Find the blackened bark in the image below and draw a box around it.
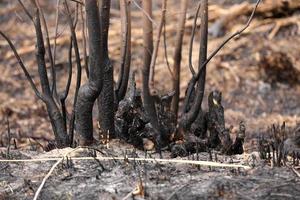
[116,0,131,103]
[171,0,188,121]
[34,9,69,147]
[141,0,160,131]
[3,2,70,147]
[35,0,57,98]
[97,0,115,138]
[296,135,300,146]
[98,60,115,137]
[206,91,225,148]
[76,0,103,145]
[63,0,82,145]
[179,0,208,129]
[149,0,167,87]
[60,37,73,129]
[45,98,69,147]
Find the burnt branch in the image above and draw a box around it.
[64,0,82,145]
[115,0,132,103]
[60,37,73,128]
[0,31,44,101]
[188,1,201,77]
[149,0,167,87]
[97,0,115,138]
[35,0,57,99]
[14,0,71,147]
[141,0,159,131]
[17,0,34,23]
[80,5,89,78]
[171,0,188,121]
[180,0,208,129]
[33,8,70,147]
[162,20,173,79]
[182,0,261,124]
[75,0,104,145]
[52,0,61,80]
[187,0,262,102]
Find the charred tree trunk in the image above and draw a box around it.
[2,0,92,147]
[97,0,115,138]
[141,0,160,132]
[31,7,70,147]
[76,0,103,145]
[179,0,208,130]
[171,0,188,121]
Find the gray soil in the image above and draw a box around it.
[1,142,299,200]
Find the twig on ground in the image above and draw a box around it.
[166,183,190,200]
[291,167,300,178]
[32,147,80,200]
[0,154,251,170]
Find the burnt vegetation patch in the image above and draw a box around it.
[0,0,263,155]
[0,0,299,159]
[1,0,300,199]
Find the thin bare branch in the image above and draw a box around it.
[149,0,167,87]
[80,5,89,77]
[116,0,131,102]
[188,1,201,77]
[53,0,61,75]
[64,0,82,143]
[73,2,79,27]
[171,0,188,120]
[182,0,261,124]
[33,9,52,97]
[162,21,174,78]
[60,37,73,102]
[180,0,208,129]
[17,0,34,23]
[60,37,73,127]
[132,0,157,26]
[35,0,57,98]
[196,0,262,87]
[0,31,44,101]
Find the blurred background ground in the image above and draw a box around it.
[0,0,300,152]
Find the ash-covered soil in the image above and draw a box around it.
[1,143,299,200]
[1,0,300,151]
[1,0,300,199]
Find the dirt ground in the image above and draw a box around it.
[0,0,300,199]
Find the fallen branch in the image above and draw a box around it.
[0,155,251,170]
[33,147,80,200]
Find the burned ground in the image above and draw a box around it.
[0,0,300,199]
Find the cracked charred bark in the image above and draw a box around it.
[97,0,115,138]
[76,0,103,145]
